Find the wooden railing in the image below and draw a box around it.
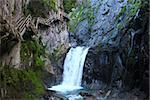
[10,14,32,40]
[1,10,69,41]
[17,15,31,36]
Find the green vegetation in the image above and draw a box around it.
[0,36,47,99]
[115,0,141,30]
[43,0,57,11]
[68,6,84,32]
[128,0,141,17]
[86,6,95,29]
[21,37,48,99]
[24,70,45,99]
[21,39,45,69]
[68,0,95,33]
[63,0,76,13]
[0,66,45,99]
[115,6,127,22]
[24,0,57,17]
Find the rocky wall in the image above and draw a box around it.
[81,0,149,97]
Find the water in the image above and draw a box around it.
[48,46,89,93]
[67,94,83,100]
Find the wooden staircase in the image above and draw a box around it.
[1,10,69,41]
[14,15,32,40]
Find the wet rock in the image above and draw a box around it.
[74,19,90,44]
[79,91,96,100]
[71,0,128,47]
[67,94,83,100]
[82,3,149,98]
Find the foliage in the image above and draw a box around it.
[24,70,44,99]
[24,0,57,17]
[21,41,31,62]
[68,6,84,32]
[86,5,95,28]
[0,66,45,99]
[63,0,76,13]
[68,0,95,33]
[30,39,45,69]
[21,39,45,69]
[128,0,141,16]
[115,6,127,22]
[115,0,141,30]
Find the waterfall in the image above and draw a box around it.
[48,46,89,93]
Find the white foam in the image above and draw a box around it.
[48,85,82,93]
[48,46,89,93]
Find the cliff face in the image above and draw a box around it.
[0,0,30,68]
[69,0,142,47]
[0,0,70,98]
[68,0,149,97]
[0,0,149,99]
[0,0,28,18]
[0,0,69,68]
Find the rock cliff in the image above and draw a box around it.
[0,0,70,98]
[68,0,149,97]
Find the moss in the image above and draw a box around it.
[21,39,45,69]
[24,70,44,99]
[1,29,48,99]
[0,66,45,99]
[0,66,20,89]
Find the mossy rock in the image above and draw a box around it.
[114,0,141,31]
[0,66,45,99]
[21,39,45,69]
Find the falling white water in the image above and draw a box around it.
[48,46,89,93]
